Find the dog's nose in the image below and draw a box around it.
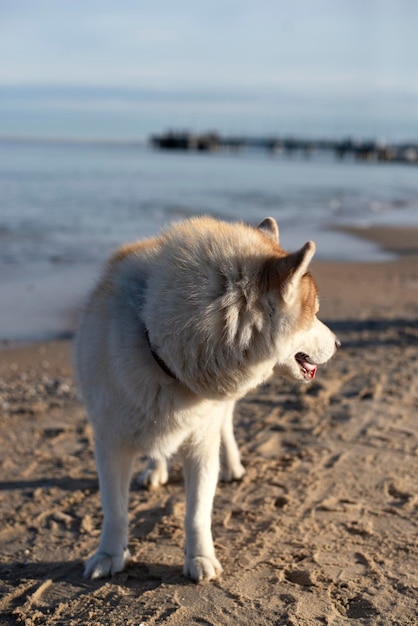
[335,337,341,349]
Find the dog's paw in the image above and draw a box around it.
[183,555,223,583]
[83,548,131,579]
[138,465,169,490]
[221,461,245,482]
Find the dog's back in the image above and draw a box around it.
[75,236,170,442]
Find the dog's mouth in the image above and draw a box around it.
[295,352,317,380]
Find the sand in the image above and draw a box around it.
[1,226,418,625]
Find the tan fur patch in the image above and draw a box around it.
[297,272,319,328]
[108,237,159,267]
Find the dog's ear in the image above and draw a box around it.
[258,217,279,244]
[278,241,316,304]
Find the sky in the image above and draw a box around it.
[0,0,417,140]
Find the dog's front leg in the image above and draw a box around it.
[182,430,223,582]
[84,437,136,579]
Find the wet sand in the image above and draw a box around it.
[1,226,418,625]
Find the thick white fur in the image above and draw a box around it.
[75,216,337,582]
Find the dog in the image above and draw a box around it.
[74,216,338,582]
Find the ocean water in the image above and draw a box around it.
[1,140,418,340]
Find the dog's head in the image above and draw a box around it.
[257,217,339,384]
[144,216,339,398]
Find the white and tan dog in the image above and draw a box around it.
[75,216,338,582]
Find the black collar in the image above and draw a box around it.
[144,328,178,380]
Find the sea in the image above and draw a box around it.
[1,139,418,341]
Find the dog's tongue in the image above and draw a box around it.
[296,353,317,379]
[304,361,317,379]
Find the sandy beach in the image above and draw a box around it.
[1,225,418,625]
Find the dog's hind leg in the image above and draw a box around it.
[220,400,245,482]
[84,437,136,579]
[182,426,223,582]
[138,456,169,490]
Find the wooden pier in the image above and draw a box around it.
[150,131,418,164]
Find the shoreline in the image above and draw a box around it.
[1,224,418,346]
[336,224,418,257]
